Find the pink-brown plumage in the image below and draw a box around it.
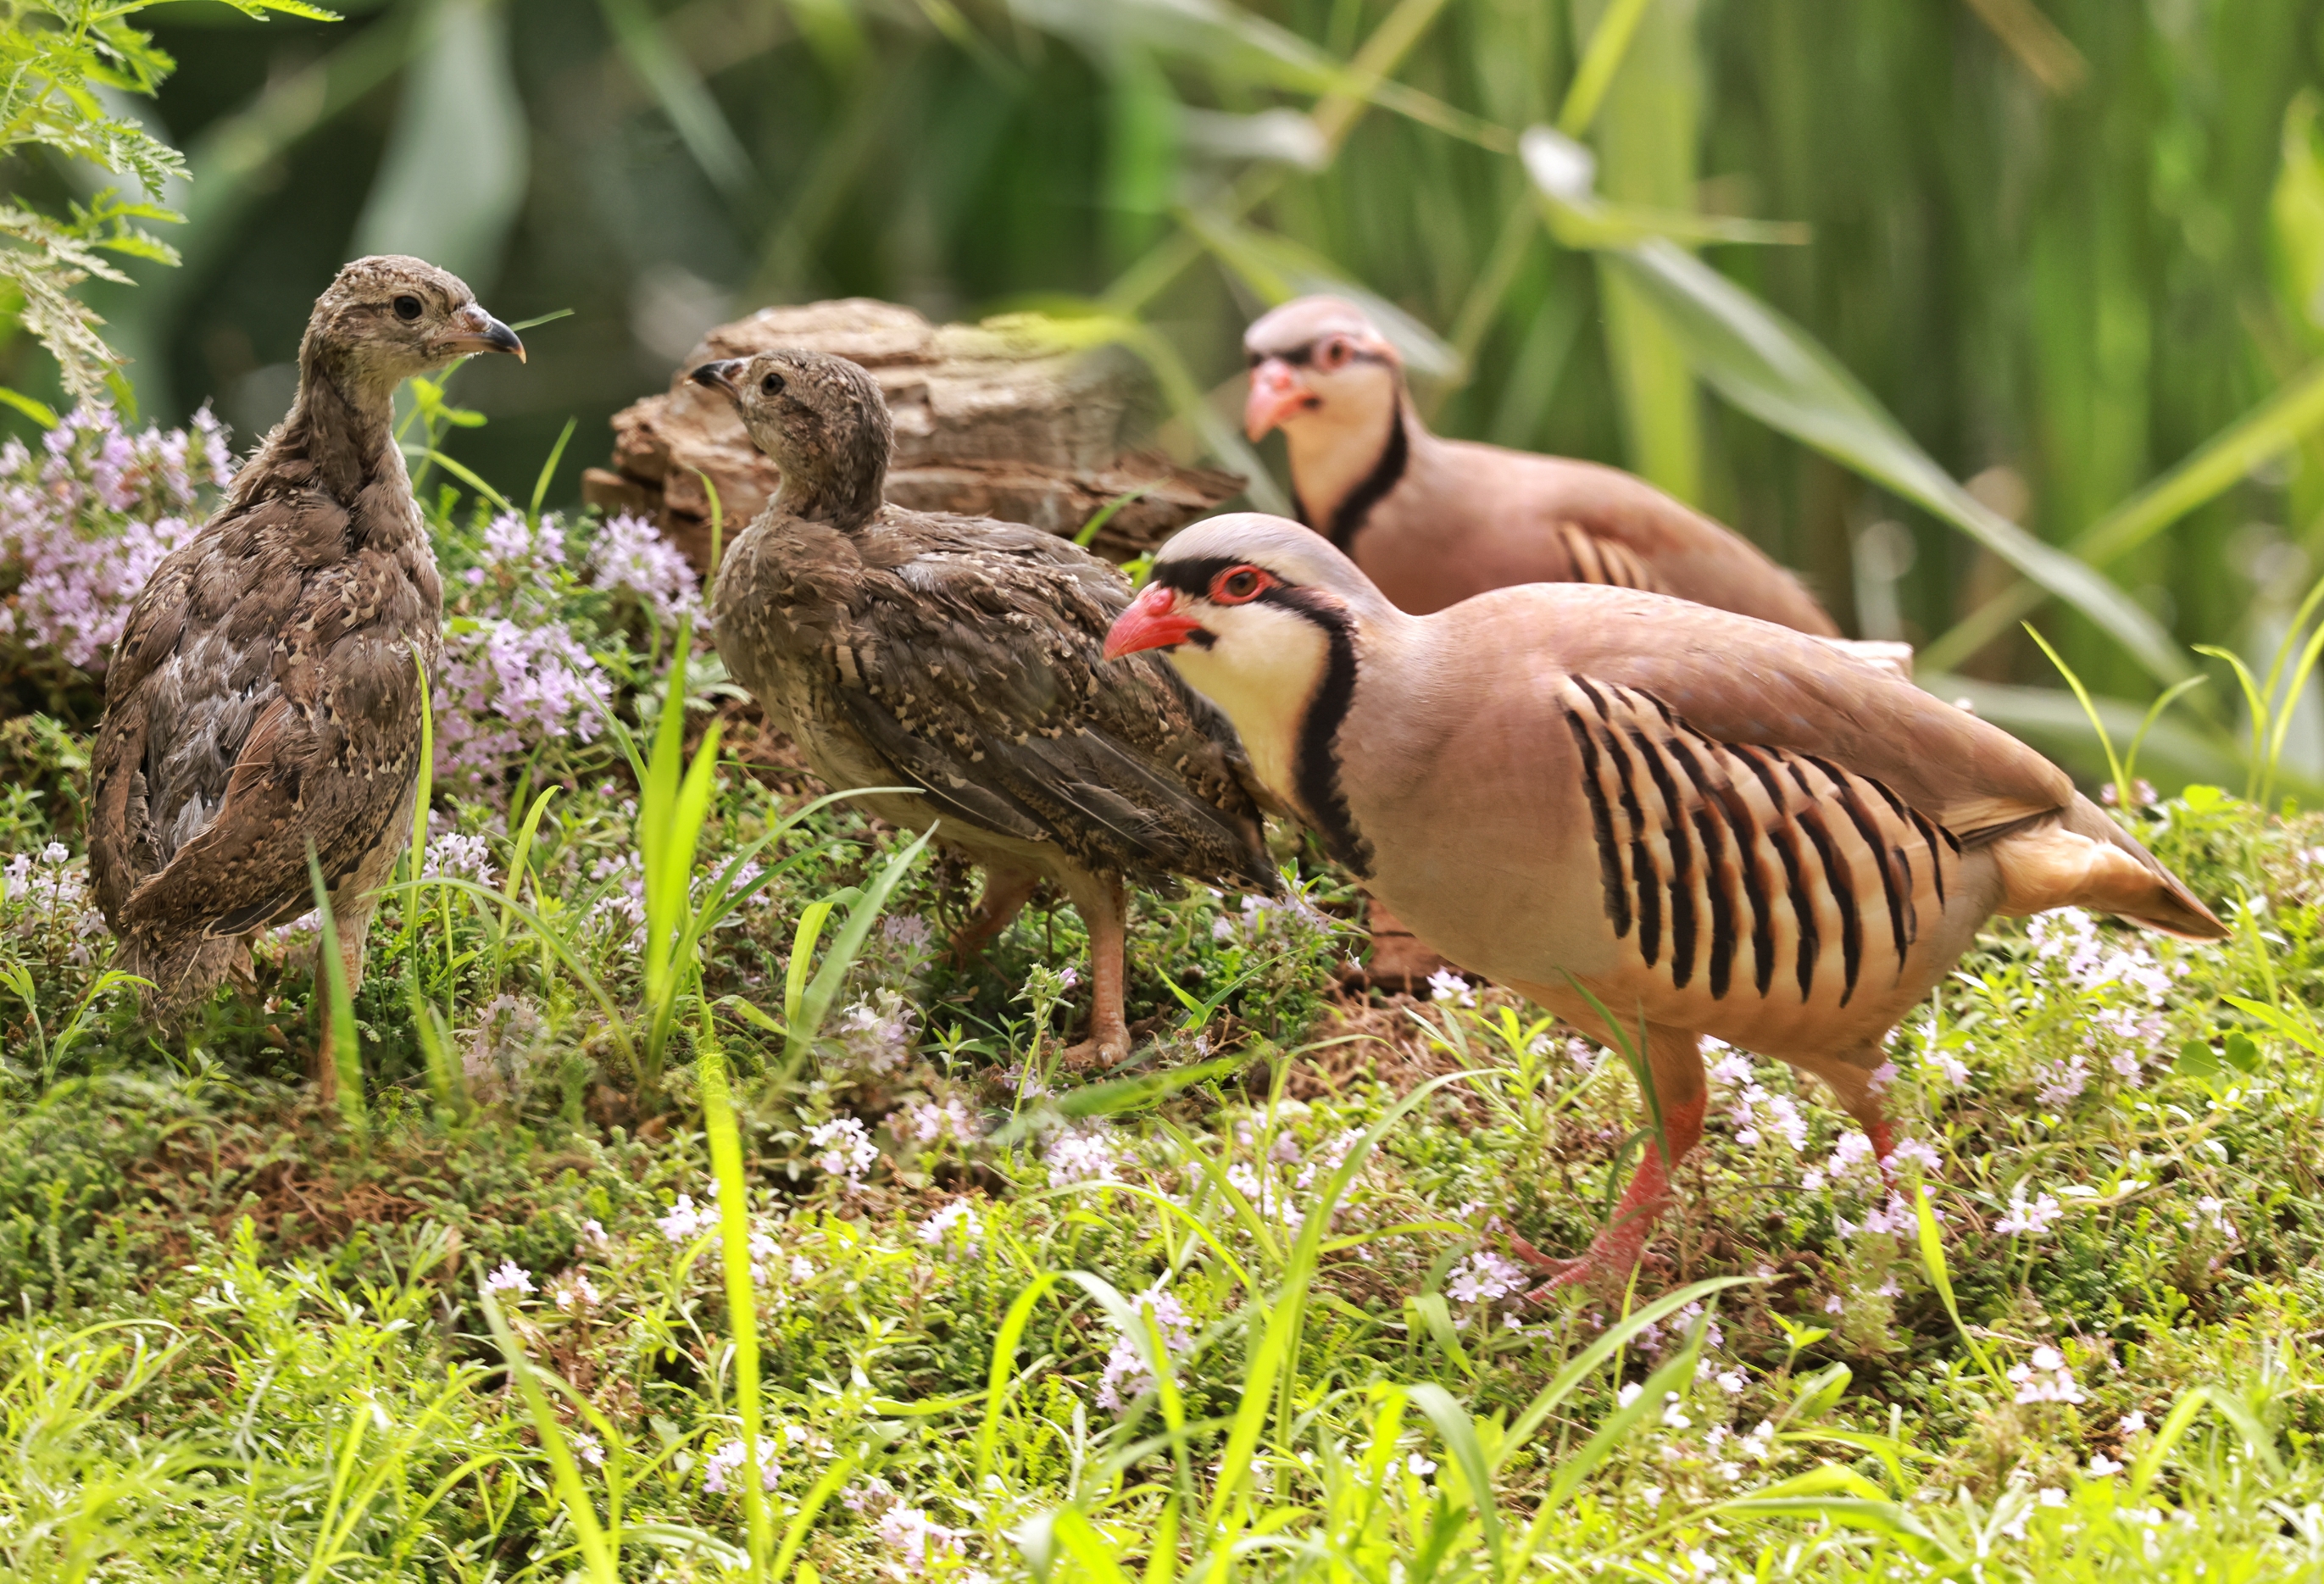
[1244,295,1838,632]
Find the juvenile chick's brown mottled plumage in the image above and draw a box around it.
[89,256,523,1089]
[694,348,1276,1062]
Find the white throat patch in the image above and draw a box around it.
[1165,599,1335,810]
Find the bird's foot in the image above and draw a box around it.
[1515,1228,1653,1299]
[1059,1031,1131,1070]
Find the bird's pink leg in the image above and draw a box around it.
[1866,1114,1900,1196]
[1517,1022,1708,1295]
[1074,876,1132,1065]
[948,865,1040,964]
[312,907,372,1108]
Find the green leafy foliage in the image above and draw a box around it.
[0,0,337,405]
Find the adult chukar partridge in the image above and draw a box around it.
[1107,514,2226,1287]
[1245,296,1838,632]
[90,256,525,1098]
[692,350,1277,1064]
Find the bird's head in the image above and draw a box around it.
[1105,514,1393,795]
[1242,295,1402,443]
[304,256,523,391]
[691,348,892,529]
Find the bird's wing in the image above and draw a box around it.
[1513,588,2070,838]
[837,513,1276,890]
[1553,670,1965,1007]
[105,514,430,941]
[1444,446,1839,636]
[1503,586,2221,937]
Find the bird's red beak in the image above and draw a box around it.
[1243,356,1315,441]
[1105,584,1203,660]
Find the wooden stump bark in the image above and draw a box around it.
[583,297,1244,570]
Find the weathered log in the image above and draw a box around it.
[582,297,1244,569]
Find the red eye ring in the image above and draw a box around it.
[1209,564,1274,604]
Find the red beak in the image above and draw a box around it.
[1244,357,1315,441]
[1105,584,1204,660]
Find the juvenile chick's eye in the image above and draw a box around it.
[392,295,423,322]
[760,372,786,396]
[1211,565,1271,603]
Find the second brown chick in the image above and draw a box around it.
[693,348,1278,1063]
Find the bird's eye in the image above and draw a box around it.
[1319,337,1349,370]
[1211,565,1272,604]
[760,372,786,396]
[392,295,423,322]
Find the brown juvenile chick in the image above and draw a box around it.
[1244,296,1838,632]
[90,256,524,1095]
[1110,514,2226,1288]
[693,349,1277,1063]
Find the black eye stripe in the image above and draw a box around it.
[1249,341,1393,370]
[1152,556,1285,598]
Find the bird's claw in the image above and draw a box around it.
[1504,1230,1650,1300]
[1059,1034,1131,1071]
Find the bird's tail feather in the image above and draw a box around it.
[1993,796,2228,941]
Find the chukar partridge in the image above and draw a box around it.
[1107,514,2226,1286]
[692,350,1277,1064]
[90,256,525,1097]
[1244,296,1838,632]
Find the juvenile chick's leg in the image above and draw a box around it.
[949,864,1040,964]
[1522,1023,1708,1295]
[1063,875,1131,1066]
[312,898,377,1108]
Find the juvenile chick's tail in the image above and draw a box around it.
[116,930,252,1025]
[1992,794,2228,941]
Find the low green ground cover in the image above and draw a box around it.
[6,415,2324,1580]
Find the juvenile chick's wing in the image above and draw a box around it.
[90,492,428,943]
[839,510,1276,892]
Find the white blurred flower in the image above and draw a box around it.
[2009,1345,2086,1405]
[1446,1251,1522,1306]
[658,1193,713,1242]
[1097,1284,1195,1412]
[918,1198,982,1248]
[549,1272,601,1312]
[703,1437,781,1494]
[1045,1124,1126,1184]
[877,1505,965,1565]
[1426,968,1474,1006]
[1996,1185,2065,1238]
[809,1117,880,1182]
[482,1260,532,1297]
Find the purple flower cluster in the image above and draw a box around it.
[0,403,234,678]
[436,509,702,794]
[589,511,700,624]
[437,616,612,792]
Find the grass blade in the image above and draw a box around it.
[480,1286,618,1584]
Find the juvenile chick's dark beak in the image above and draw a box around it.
[691,359,743,397]
[436,303,525,362]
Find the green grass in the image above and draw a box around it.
[5,652,2324,1576]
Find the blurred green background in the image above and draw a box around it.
[14,0,2324,785]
